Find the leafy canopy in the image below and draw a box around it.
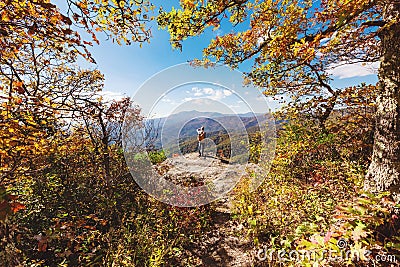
[158,0,383,123]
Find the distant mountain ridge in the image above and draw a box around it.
[148,110,272,150]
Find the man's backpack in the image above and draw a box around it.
[198,131,206,141]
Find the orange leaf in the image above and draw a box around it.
[11,202,26,213]
[83,225,96,230]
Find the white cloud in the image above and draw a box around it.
[203,87,215,95]
[192,98,213,105]
[327,61,379,79]
[320,37,331,45]
[161,98,172,103]
[228,104,241,108]
[99,90,126,101]
[188,87,234,101]
[256,31,269,46]
[256,95,266,101]
[223,89,232,96]
[191,87,204,96]
[213,29,224,37]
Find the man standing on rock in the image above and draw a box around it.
[197,126,206,157]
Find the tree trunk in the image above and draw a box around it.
[365,3,400,201]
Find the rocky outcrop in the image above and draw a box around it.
[154,153,261,266]
[156,153,259,191]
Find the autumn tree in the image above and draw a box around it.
[0,1,153,262]
[0,0,153,184]
[0,39,104,187]
[158,0,400,199]
[0,0,153,59]
[0,0,153,127]
[78,97,141,184]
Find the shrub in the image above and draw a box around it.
[148,150,167,164]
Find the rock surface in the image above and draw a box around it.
[155,153,261,266]
[156,153,259,188]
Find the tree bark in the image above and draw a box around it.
[365,3,400,201]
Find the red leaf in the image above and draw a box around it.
[7,195,18,201]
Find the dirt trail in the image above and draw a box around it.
[187,200,255,267]
[157,153,259,266]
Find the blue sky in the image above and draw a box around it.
[86,13,247,96]
[129,63,272,118]
[62,1,379,114]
